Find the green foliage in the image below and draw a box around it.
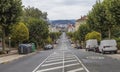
[85,31,101,41]
[73,31,79,41]
[21,6,49,48]
[114,38,120,50]
[28,19,49,48]
[67,24,90,44]
[103,0,120,26]
[49,32,61,42]
[0,0,23,26]
[24,6,42,19]
[77,24,90,42]
[87,0,120,39]
[22,6,48,25]
[46,36,52,44]
[87,1,107,38]
[66,32,74,38]
[0,0,23,51]
[11,22,29,43]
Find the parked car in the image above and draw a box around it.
[74,43,82,49]
[86,39,98,51]
[99,39,117,54]
[44,44,53,50]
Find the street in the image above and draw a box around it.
[0,33,120,72]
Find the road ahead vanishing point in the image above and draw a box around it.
[33,33,89,72]
[1,33,120,72]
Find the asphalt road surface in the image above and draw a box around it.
[0,32,120,72]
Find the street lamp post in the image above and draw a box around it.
[9,37,11,51]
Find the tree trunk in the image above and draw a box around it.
[100,30,102,40]
[108,27,111,39]
[2,27,6,52]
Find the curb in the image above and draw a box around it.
[0,51,39,64]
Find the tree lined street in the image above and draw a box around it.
[0,33,120,72]
[0,0,120,72]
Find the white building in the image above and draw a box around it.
[67,24,75,32]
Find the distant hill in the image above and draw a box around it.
[50,19,75,25]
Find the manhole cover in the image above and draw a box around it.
[86,56,104,59]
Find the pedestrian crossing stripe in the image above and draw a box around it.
[42,59,77,67]
[45,57,76,63]
[36,63,80,72]
[67,68,84,72]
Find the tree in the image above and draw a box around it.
[49,32,61,43]
[46,36,52,44]
[87,1,107,39]
[11,22,29,44]
[103,0,120,39]
[24,6,42,19]
[77,24,90,43]
[21,6,49,49]
[0,0,23,52]
[22,6,48,25]
[29,19,49,48]
[85,31,101,41]
[87,0,120,39]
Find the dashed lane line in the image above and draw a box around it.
[63,51,65,72]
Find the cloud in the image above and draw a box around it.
[22,0,96,20]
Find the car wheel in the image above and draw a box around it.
[114,51,117,54]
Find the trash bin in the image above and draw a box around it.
[32,43,36,52]
[18,44,30,54]
[26,44,32,53]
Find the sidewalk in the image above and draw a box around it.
[0,54,25,64]
[0,51,38,64]
[0,50,18,57]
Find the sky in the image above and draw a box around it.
[22,0,97,20]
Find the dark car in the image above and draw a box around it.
[74,43,82,49]
[75,45,82,49]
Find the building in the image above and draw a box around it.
[48,24,60,32]
[75,16,87,31]
[67,24,75,32]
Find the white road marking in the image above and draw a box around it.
[48,57,63,60]
[42,59,77,67]
[65,55,75,58]
[67,68,84,72]
[62,51,65,72]
[46,57,76,63]
[32,53,53,72]
[36,63,80,72]
[50,55,63,57]
[73,54,90,72]
[46,59,63,63]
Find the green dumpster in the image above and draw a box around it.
[32,43,36,52]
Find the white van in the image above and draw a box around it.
[86,39,98,51]
[99,39,117,54]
